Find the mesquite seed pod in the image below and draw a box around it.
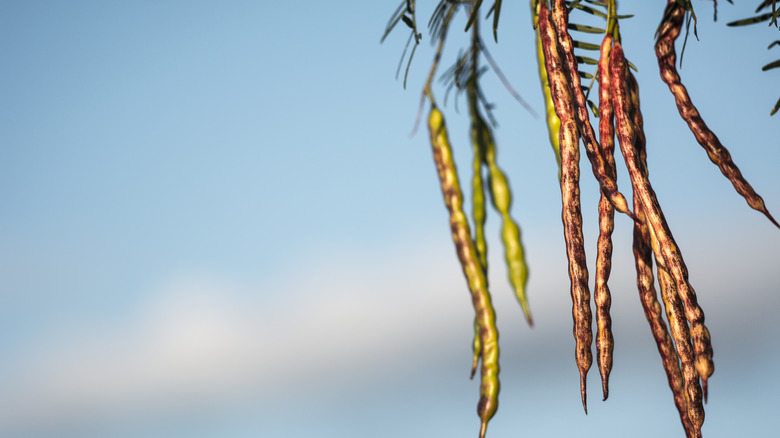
[538,1,593,413]
[611,41,706,433]
[655,0,779,229]
[480,123,533,326]
[633,203,697,438]
[594,33,615,402]
[550,0,634,220]
[427,105,500,438]
[471,117,489,272]
[626,70,697,438]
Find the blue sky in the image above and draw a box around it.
[1,1,779,437]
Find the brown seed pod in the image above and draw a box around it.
[626,72,646,165]
[549,0,635,221]
[628,74,697,438]
[651,229,704,436]
[594,33,615,402]
[612,41,706,433]
[613,37,714,394]
[538,1,592,413]
[633,204,697,438]
[427,105,500,438]
[655,0,780,229]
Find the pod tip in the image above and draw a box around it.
[702,377,708,404]
[580,376,589,414]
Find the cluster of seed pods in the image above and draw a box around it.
[421,6,524,438]
[533,0,778,436]
[385,1,777,437]
[535,0,709,430]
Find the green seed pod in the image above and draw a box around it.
[471,121,489,272]
[427,105,500,438]
[471,316,481,380]
[465,18,532,327]
[477,121,533,326]
[534,5,562,178]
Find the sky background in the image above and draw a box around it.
[1,1,779,437]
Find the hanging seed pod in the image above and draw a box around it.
[470,106,489,272]
[549,0,634,220]
[613,38,714,397]
[427,105,500,438]
[651,227,704,436]
[464,22,532,326]
[633,204,697,438]
[655,0,780,229]
[538,1,592,413]
[594,33,615,402]
[479,122,533,326]
[469,105,489,385]
[471,316,481,380]
[628,72,697,438]
[611,41,706,432]
[533,4,562,177]
[626,72,646,165]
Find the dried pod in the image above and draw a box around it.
[612,40,706,433]
[538,1,592,413]
[550,0,634,220]
[594,33,615,402]
[634,205,697,438]
[628,71,697,438]
[651,227,704,436]
[655,0,779,229]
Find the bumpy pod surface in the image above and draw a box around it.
[481,123,533,326]
[627,71,697,438]
[550,0,634,220]
[471,316,481,380]
[634,203,696,438]
[427,106,499,438]
[469,95,489,273]
[594,34,615,402]
[466,55,532,326]
[538,1,592,413]
[651,227,703,437]
[611,42,705,433]
[655,0,779,229]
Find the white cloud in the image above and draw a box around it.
[0,243,474,435]
[0,227,777,437]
